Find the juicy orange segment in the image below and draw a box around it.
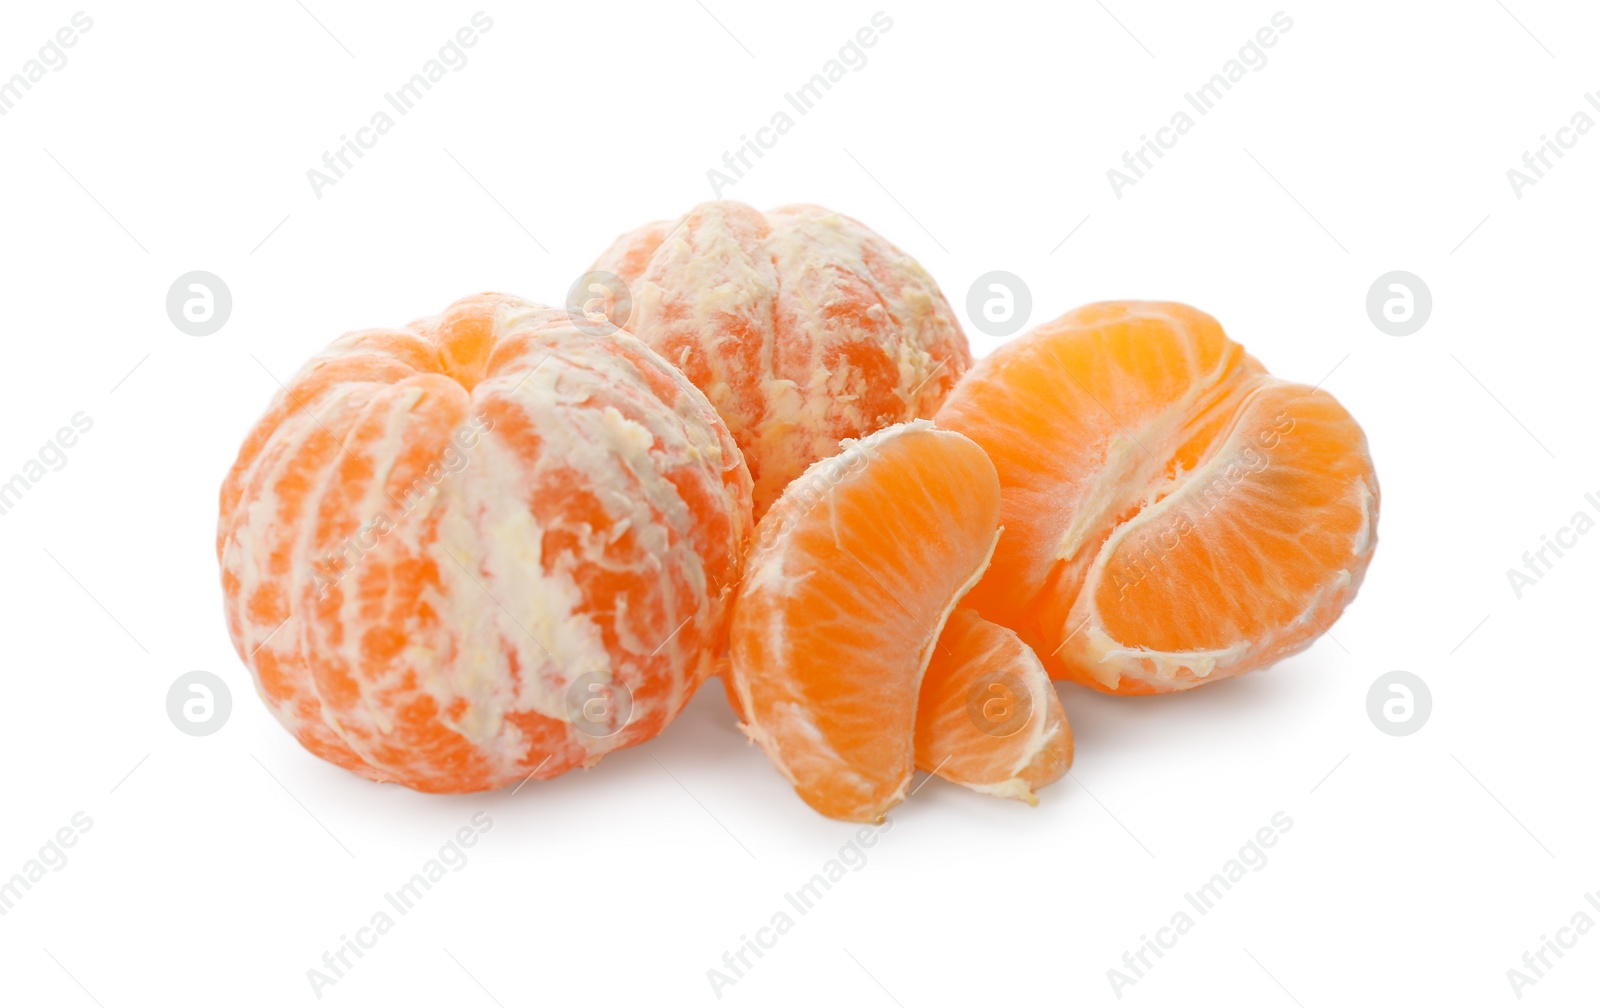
[728,420,1001,822]
[915,609,1072,805]
[935,302,1378,694]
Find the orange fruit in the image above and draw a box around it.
[721,604,1073,809]
[726,420,1003,822]
[934,302,1378,695]
[217,293,753,792]
[915,608,1072,805]
[590,201,970,517]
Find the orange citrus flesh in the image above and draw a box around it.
[723,606,1073,806]
[727,420,1001,822]
[218,293,753,792]
[914,609,1072,805]
[591,201,970,516]
[934,301,1378,695]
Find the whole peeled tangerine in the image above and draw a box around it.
[590,200,971,515]
[217,293,753,792]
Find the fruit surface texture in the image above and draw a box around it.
[592,200,969,516]
[218,293,753,791]
[914,608,1072,805]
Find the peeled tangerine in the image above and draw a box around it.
[727,421,1070,822]
[935,302,1379,695]
[590,201,970,517]
[217,294,753,792]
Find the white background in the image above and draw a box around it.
[1,1,1595,1005]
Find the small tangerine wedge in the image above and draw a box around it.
[727,420,1000,822]
[218,293,753,792]
[914,608,1072,805]
[935,301,1378,695]
[724,606,1073,807]
[591,201,970,516]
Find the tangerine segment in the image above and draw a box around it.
[728,420,1001,822]
[914,609,1072,805]
[935,302,1378,694]
[592,201,970,517]
[935,302,1264,627]
[218,293,753,792]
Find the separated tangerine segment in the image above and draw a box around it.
[727,420,1001,822]
[915,608,1072,805]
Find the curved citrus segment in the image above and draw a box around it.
[935,301,1378,694]
[591,201,970,516]
[218,293,753,791]
[728,420,1001,822]
[914,609,1072,805]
